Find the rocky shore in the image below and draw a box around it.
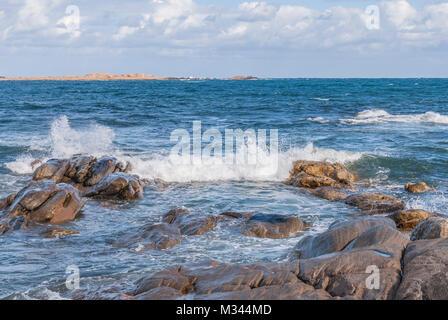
[1,156,447,300]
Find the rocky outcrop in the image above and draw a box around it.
[287,161,355,190]
[345,193,405,214]
[410,217,448,240]
[405,182,433,194]
[396,238,448,299]
[163,209,217,236]
[116,223,182,250]
[295,217,409,299]
[389,210,434,232]
[243,213,308,239]
[130,260,335,300]
[0,180,84,235]
[311,187,349,201]
[83,172,145,200]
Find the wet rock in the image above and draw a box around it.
[41,227,79,238]
[134,287,185,300]
[83,172,145,200]
[311,187,349,201]
[219,211,256,220]
[405,182,433,194]
[396,238,448,300]
[116,223,182,250]
[0,216,28,235]
[296,217,408,299]
[286,160,355,189]
[243,213,308,239]
[163,209,217,236]
[410,217,448,240]
[295,217,397,259]
[345,193,405,214]
[3,180,84,225]
[389,210,434,232]
[0,194,15,211]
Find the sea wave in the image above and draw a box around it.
[341,109,448,125]
[5,116,365,183]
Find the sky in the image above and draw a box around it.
[0,0,448,78]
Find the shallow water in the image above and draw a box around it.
[0,78,447,299]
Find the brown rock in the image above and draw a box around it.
[389,210,434,231]
[311,187,349,201]
[396,238,448,300]
[243,213,308,239]
[163,209,216,236]
[219,211,256,220]
[405,182,433,194]
[116,223,182,250]
[0,194,15,211]
[41,227,79,238]
[287,160,355,189]
[410,217,448,240]
[83,172,145,200]
[346,193,405,214]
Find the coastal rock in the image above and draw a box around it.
[311,187,349,201]
[4,180,84,224]
[410,217,448,240]
[296,217,408,299]
[287,161,355,190]
[219,211,256,220]
[295,217,397,259]
[243,213,308,239]
[396,238,448,300]
[83,172,145,200]
[116,223,182,250]
[0,194,15,211]
[389,210,434,231]
[163,209,217,236]
[345,193,405,214]
[41,227,79,238]
[405,182,433,194]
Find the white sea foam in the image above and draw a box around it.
[5,116,365,183]
[342,109,448,125]
[310,98,330,101]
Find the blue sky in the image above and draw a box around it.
[1,0,448,77]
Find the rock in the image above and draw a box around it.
[286,160,355,189]
[396,238,448,300]
[163,209,216,236]
[243,213,308,239]
[116,223,182,250]
[295,217,397,259]
[405,182,433,194]
[345,193,405,214]
[219,211,256,220]
[41,227,79,238]
[83,172,145,200]
[4,180,84,225]
[311,187,348,201]
[410,217,448,240]
[296,217,409,299]
[389,210,434,231]
[0,216,28,235]
[0,194,15,211]
[134,287,185,300]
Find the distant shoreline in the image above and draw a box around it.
[0,72,258,81]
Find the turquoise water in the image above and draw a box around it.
[0,78,447,299]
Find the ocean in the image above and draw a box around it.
[0,78,447,299]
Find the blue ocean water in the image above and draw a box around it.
[0,78,447,299]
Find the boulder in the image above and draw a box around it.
[389,210,434,231]
[345,193,405,214]
[83,172,145,200]
[410,217,448,240]
[295,217,397,259]
[163,209,216,236]
[396,238,448,299]
[243,213,308,239]
[286,160,355,189]
[116,223,182,250]
[4,180,84,225]
[405,182,433,194]
[311,187,349,201]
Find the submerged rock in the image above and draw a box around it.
[41,227,80,238]
[410,217,448,240]
[396,238,448,299]
[243,213,308,239]
[287,160,355,189]
[311,187,349,202]
[116,223,182,250]
[405,182,433,194]
[389,210,434,232]
[0,194,15,211]
[163,209,216,236]
[345,193,405,214]
[83,172,146,200]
